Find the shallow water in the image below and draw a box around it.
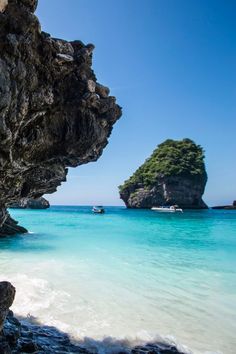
[1,206,236,354]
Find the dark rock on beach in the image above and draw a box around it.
[131,343,186,354]
[0,0,121,235]
[0,282,187,354]
[4,316,187,354]
[0,209,27,237]
[0,282,15,332]
[2,312,91,353]
[119,139,208,209]
[9,197,50,209]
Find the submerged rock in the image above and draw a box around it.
[119,139,208,209]
[0,0,121,235]
[9,197,50,209]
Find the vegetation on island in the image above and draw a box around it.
[119,139,207,192]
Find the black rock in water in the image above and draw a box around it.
[9,197,50,209]
[0,209,27,236]
[119,139,208,209]
[212,200,236,210]
[0,0,121,235]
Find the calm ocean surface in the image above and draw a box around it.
[1,206,236,354]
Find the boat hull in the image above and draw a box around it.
[151,207,183,213]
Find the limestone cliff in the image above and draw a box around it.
[9,197,50,209]
[0,0,121,234]
[119,139,208,209]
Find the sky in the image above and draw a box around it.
[36,0,236,206]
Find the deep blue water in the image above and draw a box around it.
[0,206,236,354]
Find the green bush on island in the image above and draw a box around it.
[119,139,207,192]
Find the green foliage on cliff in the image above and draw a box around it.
[119,139,207,192]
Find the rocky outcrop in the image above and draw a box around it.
[9,197,50,209]
[0,0,121,235]
[0,283,186,354]
[119,139,208,209]
[212,200,236,210]
[0,282,15,332]
[120,176,208,209]
[0,209,27,236]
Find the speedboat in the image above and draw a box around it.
[92,206,105,214]
[151,205,183,213]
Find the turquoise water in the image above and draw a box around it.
[1,207,236,354]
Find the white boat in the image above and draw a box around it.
[151,205,183,213]
[92,206,105,214]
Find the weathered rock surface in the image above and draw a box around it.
[9,197,50,209]
[0,0,121,235]
[119,139,208,209]
[120,176,207,209]
[0,282,15,332]
[0,209,27,236]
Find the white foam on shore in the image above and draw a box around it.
[0,263,226,354]
[1,271,194,353]
[73,334,194,354]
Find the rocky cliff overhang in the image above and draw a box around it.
[0,0,121,234]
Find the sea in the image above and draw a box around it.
[0,206,236,354]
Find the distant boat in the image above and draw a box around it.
[92,206,105,214]
[151,205,183,213]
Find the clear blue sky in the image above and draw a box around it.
[37,0,236,206]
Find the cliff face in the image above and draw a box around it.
[119,139,208,209]
[0,0,121,234]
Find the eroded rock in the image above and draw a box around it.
[0,282,15,332]
[0,209,27,236]
[0,0,121,234]
[9,197,50,209]
[119,139,208,209]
